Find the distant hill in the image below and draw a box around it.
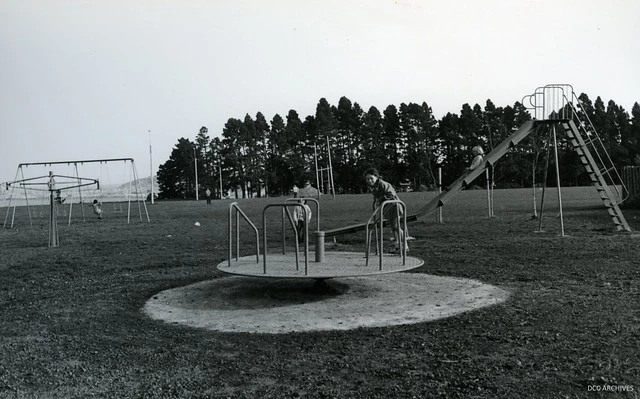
[113,176,159,194]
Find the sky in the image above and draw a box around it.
[1,0,639,184]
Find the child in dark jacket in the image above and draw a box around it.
[364,168,408,253]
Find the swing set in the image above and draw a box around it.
[3,157,150,230]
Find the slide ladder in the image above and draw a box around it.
[562,120,631,232]
[524,83,631,232]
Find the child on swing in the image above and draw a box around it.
[92,199,103,220]
[364,168,408,254]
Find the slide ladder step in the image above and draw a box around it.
[564,120,631,232]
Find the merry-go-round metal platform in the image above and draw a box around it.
[217,250,424,279]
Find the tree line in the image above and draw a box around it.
[157,94,640,199]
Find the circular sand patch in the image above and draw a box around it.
[143,274,509,334]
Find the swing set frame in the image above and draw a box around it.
[3,157,150,229]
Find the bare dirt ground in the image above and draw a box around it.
[144,274,509,334]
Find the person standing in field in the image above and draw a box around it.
[364,168,408,254]
[205,187,212,204]
[292,184,299,198]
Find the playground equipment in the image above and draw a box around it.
[365,200,408,269]
[322,84,631,237]
[3,158,150,229]
[218,198,423,281]
[4,171,99,247]
[314,136,336,199]
[621,166,640,201]
[218,83,629,284]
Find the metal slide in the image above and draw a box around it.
[411,120,537,218]
[324,120,537,237]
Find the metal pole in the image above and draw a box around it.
[19,157,136,167]
[132,160,150,222]
[378,207,384,271]
[314,143,320,199]
[236,210,240,260]
[402,204,407,265]
[48,172,58,247]
[127,161,133,223]
[437,167,443,223]
[326,136,336,199]
[74,163,86,222]
[486,168,491,218]
[538,127,553,233]
[490,165,495,217]
[315,231,325,263]
[219,163,223,199]
[149,130,154,205]
[552,125,565,236]
[303,206,309,275]
[3,166,20,228]
[194,148,199,201]
[228,205,233,267]
[21,166,32,227]
[282,208,285,255]
[263,210,268,274]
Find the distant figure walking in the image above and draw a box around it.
[92,199,103,220]
[292,184,299,198]
[205,188,212,204]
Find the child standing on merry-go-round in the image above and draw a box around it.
[292,199,312,244]
[364,168,409,254]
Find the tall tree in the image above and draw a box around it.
[242,113,262,197]
[208,137,224,199]
[398,102,438,190]
[382,105,401,183]
[265,114,288,196]
[630,103,640,164]
[157,137,196,199]
[605,100,632,166]
[254,112,270,196]
[438,112,463,184]
[334,96,363,192]
[194,126,210,196]
[360,106,385,166]
[459,103,484,150]
[221,118,246,198]
[285,109,307,188]
[314,99,337,194]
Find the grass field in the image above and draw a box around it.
[1,187,639,398]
